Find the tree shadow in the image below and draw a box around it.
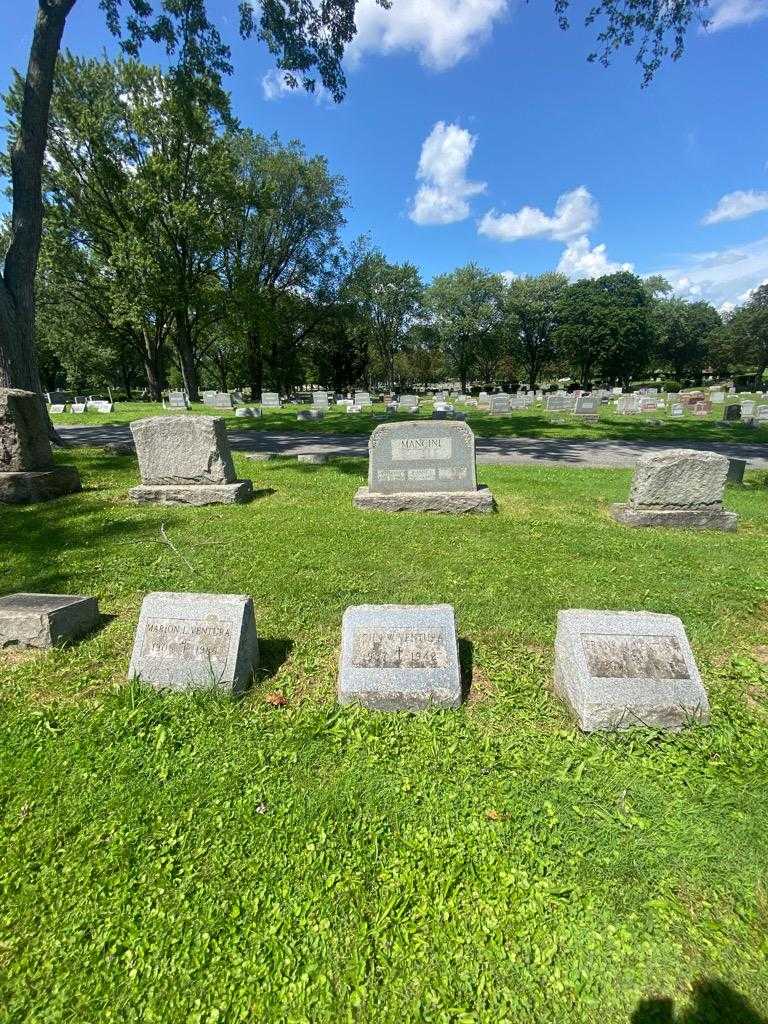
[458,638,474,703]
[631,979,767,1024]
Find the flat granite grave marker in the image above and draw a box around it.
[338,604,462,711]
[129,415,252,505]
[611,449,736,531]
[0,593,100,649]
[554,609,709,732]
[354,420,494,513]
[128,592,259,694]
[261,392,281,408]
[0,388,82,505]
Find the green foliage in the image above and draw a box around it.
[654,298,721,382]
[505,272,569,389]
[1,451,768,1020]
[426,264,506,389]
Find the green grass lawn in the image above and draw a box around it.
[51,397,768,444]
[2,450,768,1022]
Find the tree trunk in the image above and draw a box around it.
[247,324,263,402]
[0,0,76,393]
[174,310,199,401]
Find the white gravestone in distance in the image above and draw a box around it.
[338,604,462,711]
[554,609,709,732]
[129,592,259,694]
[129,415,252,505]
[0,593,100,649]
[488,393,511,416]
[168,391,189,409]
[354,420,495,514]
[611,449,737,531]
[261,391,281,408]
[49,404,66,414]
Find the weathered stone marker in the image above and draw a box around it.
[0,593,100,649]
[611,449,737,531]
[338,604,462,710]
[129,416,252,505]
[0,388,82,504]
[554,609,709,732]
[128,592,259,694]
[261,392,281,408]
[354,420,494,513]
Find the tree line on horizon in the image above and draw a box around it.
[2,55,767,403]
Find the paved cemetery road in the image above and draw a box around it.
[58,424,768,469]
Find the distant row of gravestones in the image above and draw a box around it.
[2,390,743,730]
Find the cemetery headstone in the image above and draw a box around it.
[129,415,252,505]
[488,393,511,416]
[726,458,747,485]
[298,453,328,465]
[711,392,725,404]
[722,403,741,422]
[0,388,81,504]
[338,604,462,711]
[611,449,736,531]
[554,609,709,732]
[313,391,330,408]
[46,391,74,405]
[128,591,259,694]
[355,392,372,407]
[261,392,281,408]
[741,400,756,417]
[354,420,494,513]
[235,407,260,418]
[71,403,86,414]
[49,404,66,415]
[0,593,100,649]
[168,391,189,409]
[575,396,600,415]
[671,404,684,417]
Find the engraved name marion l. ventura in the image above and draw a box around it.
[352,628,449,669]
[142,617,233,662]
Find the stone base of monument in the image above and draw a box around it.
[0,466,82,505]
[0,593,100,649]
[129,480,253,505]
[354,485,495,514]
[554,609,709,732]
[610,503,737,531]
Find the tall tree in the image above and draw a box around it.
[426,264,505,393]
[722,284,768,388]
[351,254,424,390]
[0,0,386,397]
[220,131,348,400]
[654,297,722,383]
[505,273,568,390]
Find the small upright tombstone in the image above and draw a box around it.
[338,603,462,711]
[168,391,189,410]
[488,393,511,416]
[129,415,252,505]
[611,449,737,531]
[128,591,259,694]
[313,391,330,408]
[554,610,709,732]
[722,403,741,423]
[0,593,100,649]
[0,388,82,505]
[261,391,281,408]
[354,420,494,514]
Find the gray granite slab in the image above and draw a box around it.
[131,416,236,485]
[128,592,259,694]
[129,481,252,505]
[1,388,54,471]
[366,420,478,495]
[554,609,709,732]
[0,467,82,505]
[0,593,100,649]
[354,485,494,514]
[338,604,462,711]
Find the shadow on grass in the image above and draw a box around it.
[459,638,474,703]
[631,979,767,1024]
[257,637,294,682]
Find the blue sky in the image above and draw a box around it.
[2,0,767,309]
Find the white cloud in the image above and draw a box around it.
[556,236,633,279]
[261,68,328,103]
[653,235,768,307]
[707,0,768,31]
[349,0,508,71]
[702,189,768,225]
[478,187,599,243]
[409,121,486,226]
